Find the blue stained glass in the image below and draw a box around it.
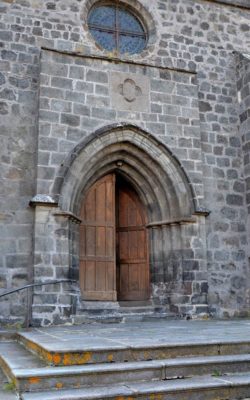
[88,4,147,54]
[90,29,116,51]
[119,34,146,54]
[88,6,115,29]
[118,9,144,34]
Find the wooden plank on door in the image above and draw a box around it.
[117,184,150,301]
[79,174,116,301]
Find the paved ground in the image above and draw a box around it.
[20,319,250,352]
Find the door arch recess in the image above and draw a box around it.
[56,124,208,313]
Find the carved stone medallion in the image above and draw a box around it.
[111,72,149,112]
[118,79,142,103]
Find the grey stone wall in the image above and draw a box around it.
[237,53,250,314]
[37,49,203,201]
[0,0,249,325]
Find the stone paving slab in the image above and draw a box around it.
[19,319,250,353]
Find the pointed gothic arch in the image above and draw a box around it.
[48,124,208,313]
[56,124,198,221]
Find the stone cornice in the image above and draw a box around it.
[29,194,58,207]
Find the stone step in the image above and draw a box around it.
[119,301,153,307]
[0,341,46,382]
[20,373,250,400]
[73,311,175,325]
[77,307,156,316]
[76,302,174,324]
[18,330,250,366]
[10,354,250,393]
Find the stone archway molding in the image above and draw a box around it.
[55,123,209,224]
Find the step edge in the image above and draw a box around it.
[17,333,250,354]
[20,374,250,399]
[11,354,250,379]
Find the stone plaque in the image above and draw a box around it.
[111,72,149,112]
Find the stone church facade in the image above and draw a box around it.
[0,0,249,326]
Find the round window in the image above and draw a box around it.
[88,3,147,55]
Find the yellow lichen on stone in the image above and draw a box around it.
[52,353,61,365]
[46,352,53,363]
[149,394,163,400]
[28,377,41,385]
[63,351,92,365]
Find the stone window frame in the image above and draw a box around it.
[81,0,157,59]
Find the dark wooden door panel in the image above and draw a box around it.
[117,184,149,301]
[79,174,116,301]
[79,174,149,302]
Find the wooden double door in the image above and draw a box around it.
[79,174,150,302]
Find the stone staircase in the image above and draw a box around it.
[0,321,250,399]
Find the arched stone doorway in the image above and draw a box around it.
[46,124,209,316]
[79,173,149,302]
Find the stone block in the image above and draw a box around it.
[226,194,244,206]
[75,81,94,93]
[0,88,16,101]
[35,237,55,252]
[146,122,165,135]
[65,90,86,103]
[176,83,197,98]
[164,104,181,116]
[61,113,80,127]
[151,79,175,93]
[40,87,64,99]
[6,255,31,269]
[91,107,116,120]
[51,100,72,113]
[1,50,17,61]
[95,84,109,96]
[56,267,69,279]
[86,70,108,84]
[33,305,56,313]
[151,92,171,104]
[73,103,90,116]
[51,77,73,90]
[39,110,59,123]
[37,166,56,180]
[42,62,68,77]
[33,294,58,304]
[69,65,84,80]
[39,137,58,151]
[34,266,54,278]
